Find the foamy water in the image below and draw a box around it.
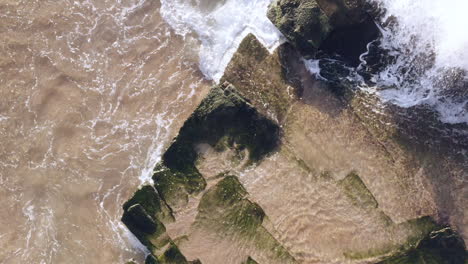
[159,0,284,82]
[1,0,466,263]
[299,0,468,124]
[366,0,468,123]
[0,0,210,263]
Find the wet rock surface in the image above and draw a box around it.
[122,3,466,263]
[378,227,467,264]
[122,82,290,263]
[268,0,379,64]
[123,33,466,263]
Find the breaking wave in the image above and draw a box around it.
[365,0,468,124]
[160,0,284,82]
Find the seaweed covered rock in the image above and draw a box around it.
[121,203,170,252]
[338,172,378,210]
[242,256,259,264]
[268,0,331,56]
[158,243,189,264]
[268,0,379,64]
[123,185,174,223]
[122,185,174,253]
[197,176,265,234]
[195,175,296,263]
[378,227,467,264]
[153,82,280,208]
[145,255,160,264]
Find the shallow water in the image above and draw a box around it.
[0,0,466,263]
[0,0,211,263]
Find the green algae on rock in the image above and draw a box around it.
[268,0,379,64]
[153,82,280,208]
[378,227,467,264]
[268,0,332,56]
[158,243,189,264]
[195,175,296,263]
[339,172,378,209]
[197,176,265,234]
[145,254,159,264]
[123,185,174,223]
[242,256,259,264]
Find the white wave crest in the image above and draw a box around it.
[160,0,284,82]
[369,0,468,124]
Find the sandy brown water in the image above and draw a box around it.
[1,0,467,264]
[0,0,211,263]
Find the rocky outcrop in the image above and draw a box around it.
[153,83,280,209]
[242,256,258,264]
[123,1,466,260]
[378,227,467,264]
[221,34,467,263]
[122,82,293,263]
[268,0,379,65]
[268,0,332,56]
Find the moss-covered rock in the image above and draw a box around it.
[243,256,259,264]
[145,254,160,264]
[268,0,332,56]
[158,243,189,264]
[121,204,170,252]
[197,176,265,234]
[268,0,379,64]
[338,172,378,209]
[153,83,280,208]
[378,227,467,264]
[123,185,174,223]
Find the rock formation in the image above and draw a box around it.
[122,1,467,263]
[267,0,379,65]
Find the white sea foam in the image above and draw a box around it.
[303,59,326,80]
[368,0,468,123]
[160,0,284,82]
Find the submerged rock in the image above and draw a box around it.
[122,31,467,264]
[221,34,467,263]
[158,243,189,264]
[153,82,280,208]
[242,256,259,264]
[122,82,289,263]
[338,172,378,210]
[378,227,467,264]
[145,255,159,264]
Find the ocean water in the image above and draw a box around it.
[302,0,468,124]
[0,0,210,263]
[366,0,468,124]
[159,0,284,82]
[0,0,466,263]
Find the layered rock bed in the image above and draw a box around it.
[122,0,467,263]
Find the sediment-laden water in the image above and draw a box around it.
[0,0,212,263]
[0,0,466,263]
